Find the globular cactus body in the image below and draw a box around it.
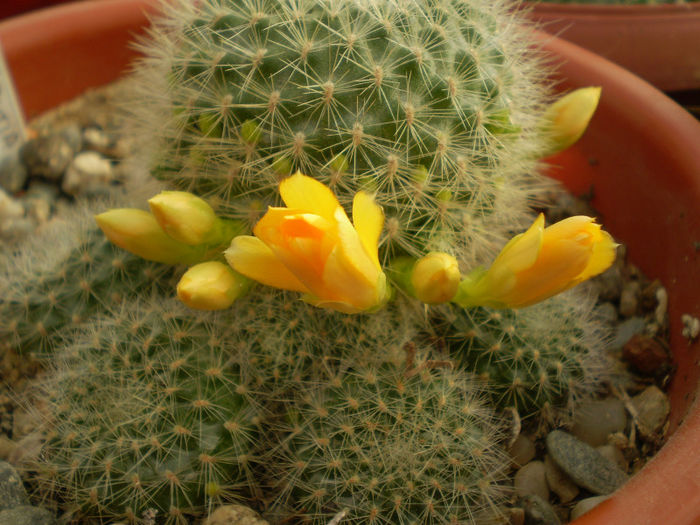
[129,0,552,261]
[31,299,262,524]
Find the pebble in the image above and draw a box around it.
[543,454,579,503]
[654,287,668,326]
[23,197,52,224]
[508,433,536,468]
[631,385,670,437]
[681,314,700,341]
[0,461,29,511]
[595,445,627,470]
[519,494,561,525]
[0,153,28,194]
[611,317,646,348]
[61,151,114,196]
[514,461,549,501]
[618,281,641,318]
[592,262,623,302]
[82,126,112,152]
[0,505,56,525]
[622,334,671,376]
[204,505,269,525]
[569,495,609,521]
[0,187,25,221]
[546,430,629,495]
[20,123,82,180]
[571,398,627,447]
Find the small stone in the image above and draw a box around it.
[62,151,114,195]
[82,126,112,152]
[619,281,640,318]
[681,314,700,341]
[508,433,536,468]
[622,334,671,376]
[631,385,670,437]
[0,505,56,525]
[595,445,627,470]
[204,504,269,525]
[508,507,525,525]
[611,317,646,348]
[24,181,59,202]
[514,461,549,501]
[0,188,25,221]
[592,262,623,302]
[520,494,561,525]
[546,430,629,495]
[654,287,668,326]
[569,496,609,521]
[0,461,29,511]
[544,454,579,503]
[20,123,82,180]
[571,398,627,447]
[0,154,28,194]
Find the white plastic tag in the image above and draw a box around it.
[0,42,26,161]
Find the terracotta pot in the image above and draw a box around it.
[522,3,700,92]
[0,2,698,524]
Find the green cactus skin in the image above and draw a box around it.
[30,299,263,524]
[0,198,177,356]
[127,0,554,263]
[266,353,509,525]
[430,291,610,421]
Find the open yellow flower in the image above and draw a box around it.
[225,172,389,313]
[454,214,616,309]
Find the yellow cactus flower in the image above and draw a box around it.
[411,252,461,304]
[177,261,248,310]
[454,214,616,309]
[148,191,219,245]
[95,208,203,264]
[225,171,389,313]
[541,87,601,157]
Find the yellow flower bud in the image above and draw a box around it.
[454,214,617,309]
[176,261,247,310]
[148,191,219,245]
[411,252,461,304]
[542,87,601,157]
[95,209,202,264]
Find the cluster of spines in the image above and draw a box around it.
[430,291,610,421]
[0,198,177,355]
[266,351,509,524]
[128,0,552,261]
[30,298,263,524]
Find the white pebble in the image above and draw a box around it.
[61,151,114,195]
[514,461,549,501]
[570,495,609,521]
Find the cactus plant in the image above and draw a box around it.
[0,189,178,356]
[29,297,263,524]
[430,291,610,420]
[127,0,555,263]
[267,349,510,525]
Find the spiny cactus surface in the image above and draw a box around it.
[129,0,552,262]
[267,354,509,524]
[0,197,177,355]
[30,299,263,524]
[431,291,609,420]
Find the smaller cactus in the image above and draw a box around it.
[431,290,610,421]
[29,297,263,524]
[266,349,510,525]
[0,192,177,355]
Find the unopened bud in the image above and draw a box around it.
[148,191,218,245]
[176,261,248,310]
[411,252,461,304]
[95,209,201,264]
[542,86,601,157]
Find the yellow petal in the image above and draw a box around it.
[279,171,340,221]
[333,206,379,289]
[493,214,544,274]
[352,191,384,269]
[575,229,617,283]
[225,236,308,292]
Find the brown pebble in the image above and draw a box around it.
[622,334,671,375]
